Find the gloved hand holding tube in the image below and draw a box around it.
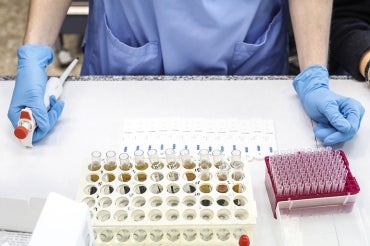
[293,65,365,146]
[8,44,75,147]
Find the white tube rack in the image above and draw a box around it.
[76,149,257,245]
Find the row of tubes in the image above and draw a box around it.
[89,149,245,181]
[268,147,348,196]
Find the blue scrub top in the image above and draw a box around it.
[81,0,289,76]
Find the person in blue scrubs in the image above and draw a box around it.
[8,0,364,146]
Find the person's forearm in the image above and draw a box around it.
[359,49,370,80]
[24,0,72,47]
[289,0,333,70]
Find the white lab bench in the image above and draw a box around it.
[0,76,369,245]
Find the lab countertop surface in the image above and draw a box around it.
[1,76,370,245]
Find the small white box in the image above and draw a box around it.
[28,192,94,246]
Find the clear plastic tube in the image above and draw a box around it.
[180,149,195,169]
[199,149,211,169]
[339,180,346,191]
[331,179,339,192]
[283,185,290,196]
[105,150,117,171]
[90,151,102,171]
[200,168,212,181]
[217,162,229,181]
[297,183,304,195]
[134,149,148,170]
[148,149,163,170]
[318,181,325,193]
[165,148,179,169]
[230,149,242,167]
[119,153,132,171]
[290,183,297,196]
[304,182,311,194]
[325,180,332,193]
[311,182,318,194]
[277,185,283,196]
[231,153,244,182]
[212,149,224,169]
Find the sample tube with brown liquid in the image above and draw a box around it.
[134,149,148,170]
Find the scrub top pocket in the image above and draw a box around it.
[230,6,289,75]
[82,14,163,75]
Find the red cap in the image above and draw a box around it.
[14,126,28,139]
[239,235,250,246]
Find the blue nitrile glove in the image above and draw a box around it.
[293,65,365,145]
[8,44,64,143]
